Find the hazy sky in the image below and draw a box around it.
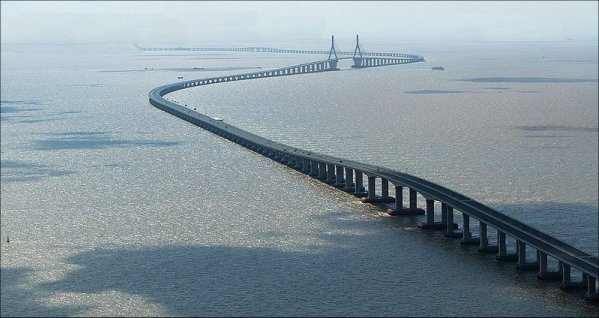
[1,1,597,45]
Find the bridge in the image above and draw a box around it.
[147,35,598,301]
[136,35,424,69]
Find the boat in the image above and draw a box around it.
[431,66,444,71]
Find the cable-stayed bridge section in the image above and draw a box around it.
[147,35,598,301]
[136,35,424,68]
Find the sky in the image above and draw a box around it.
[1,1,598,45]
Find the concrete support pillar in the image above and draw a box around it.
[517,240,526,266]
[461,214,480,245]
[344,168,354,191]
[444,205,461,238]
[396,186,404,210]
[310,160,319,176]
[538,251,548,275]
[444,203,451,229]
[426,199,435,224]
[477,222,498,253]
[329,59,338,70]
[294,156,303,169]
[441,203,447,223]
[562,263,571,282]
[586,276,598,300]
[560,270,588,291]
[495,229,518,262]
[326,163,335,183]
[302,158,311,173]
[355,171,364,195]
[318,162,327,180]
[409,188,417,209]
[367,176,376,200]
[539,260,564,281]
[507,239,536,268]
[498,231,507,255]
[381,178,389,198]
[462,214,471,239]
[335,165,345,187]
[352,58,362,68]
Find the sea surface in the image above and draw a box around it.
[1,39,598,316]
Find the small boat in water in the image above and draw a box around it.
[431,66,445,71]
[178,76,184,79]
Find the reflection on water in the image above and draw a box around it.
[1,160,75,182]
[31,131,181,151]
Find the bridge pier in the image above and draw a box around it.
[352,58,363,68]
[536,251,561,280]
[344,167,354,192]
[395,186,403,210]
[367,176,376,200]
[478,222,499,253]
[280,153,289,165]
[326,163,336,184]
[418,199,451,229]
[515,240,539,270]
[354,171,366,196]
[584,276,599,301]
[294,156,303,170]
[284,154,292,165]
[496,231,518,261]
[302,158,311,173]
[559,264,587,291]
[334,165,345,188]
[381,178,389,199]
[318,162,327,180]
[426,199,435,223]
[559,268,599,301]
[461,214,480,245]
[387,184,423,216]
[441,203,447,225]
[409,188,417,209]
[444,205,462,238]
[309,160,319,177]
[328,59,338,70]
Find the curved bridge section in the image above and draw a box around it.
[148,41,598,301]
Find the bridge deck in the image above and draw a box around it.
[148,47,598,293]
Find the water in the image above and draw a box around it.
[1,40,597,316]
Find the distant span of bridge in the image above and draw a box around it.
[147,35,598,301]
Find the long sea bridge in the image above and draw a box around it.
[147,35,598,301]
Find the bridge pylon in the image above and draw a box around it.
[327,35,339,70]
[352,34,364,68]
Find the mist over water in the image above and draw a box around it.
[1,39,598,316]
